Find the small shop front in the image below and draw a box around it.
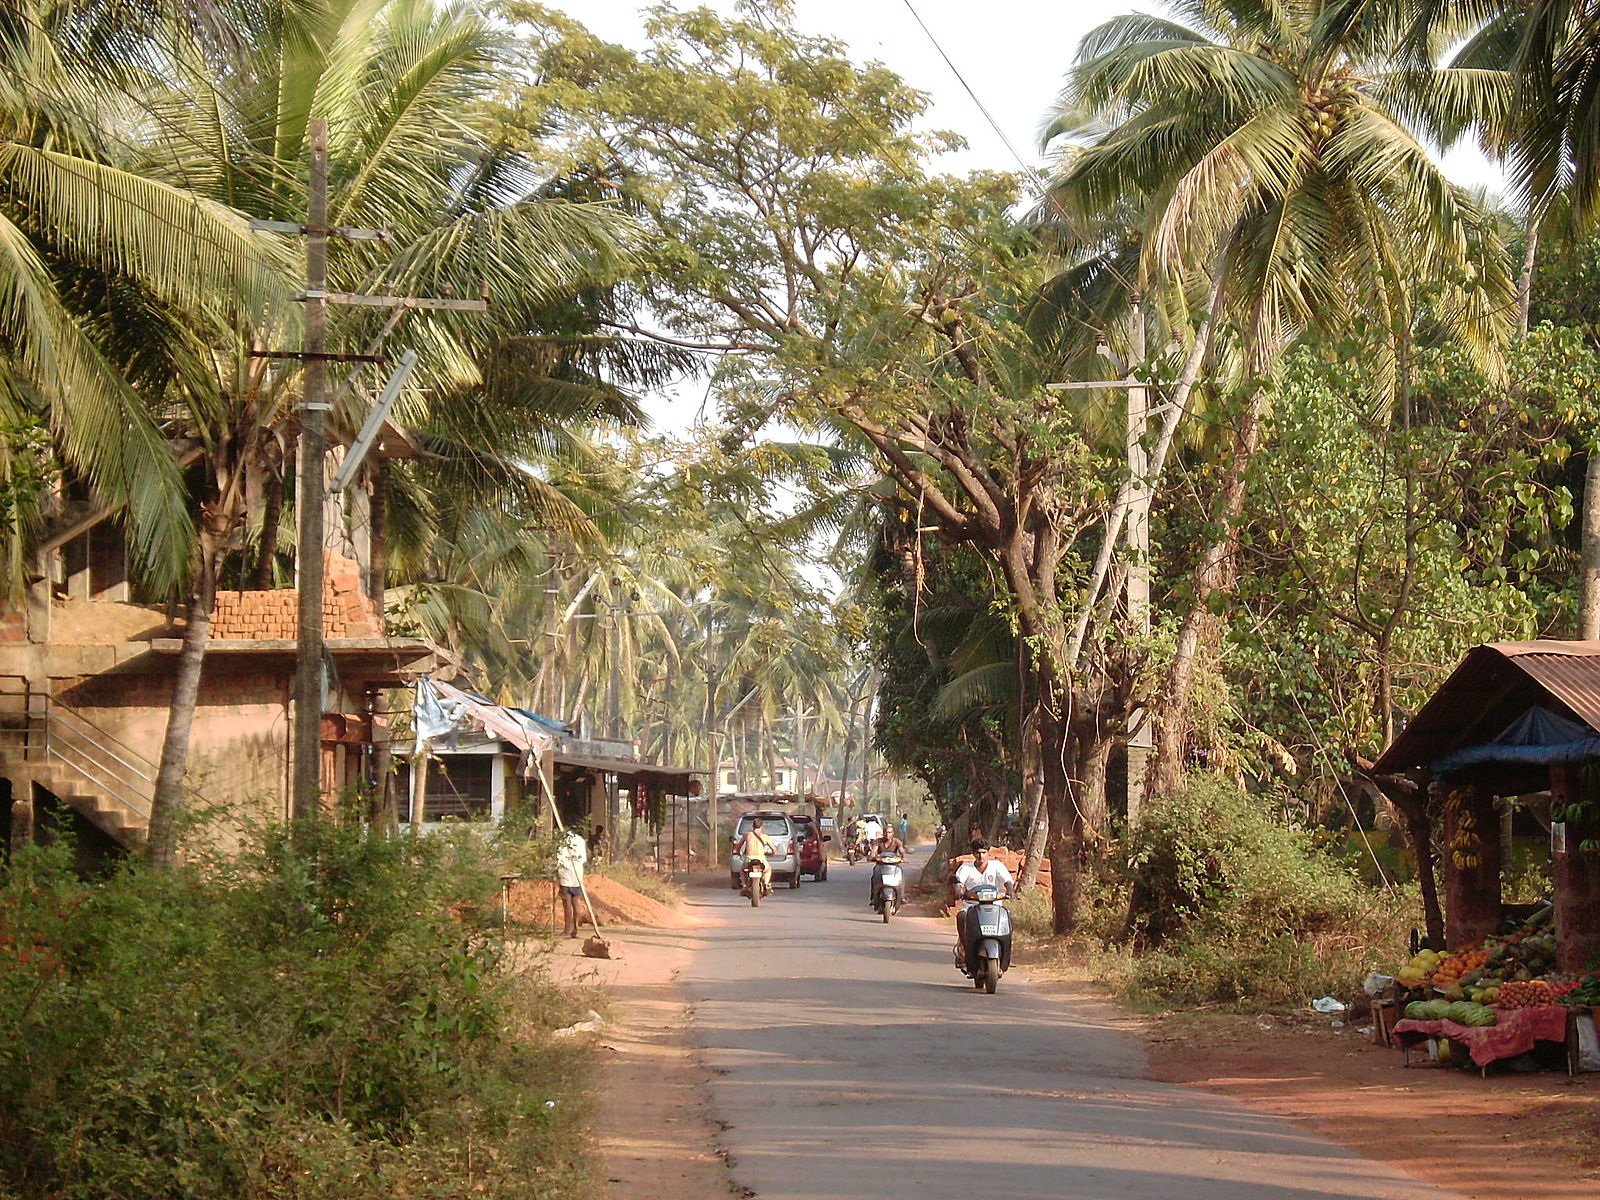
[1370,640,1600,1076]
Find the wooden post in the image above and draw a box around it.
[1440,782,1502,949]
[1551,764,1600,972]
[409,749,429,827]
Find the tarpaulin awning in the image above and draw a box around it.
[1432,706,1600,775]
[414,677,555,757]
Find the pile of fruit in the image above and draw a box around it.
[1404,998,1497,1026]
[1391,910,1596,1015]
[1564,978,1600,1007]
[1497,978,1582,1009]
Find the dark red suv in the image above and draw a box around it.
[791,813,828,881]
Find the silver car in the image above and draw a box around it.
[729,811,801,890]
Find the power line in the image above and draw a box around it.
[896,0,1055,201]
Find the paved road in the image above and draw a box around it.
[681,851,1464,1200]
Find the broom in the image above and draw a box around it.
[538,752,618,959]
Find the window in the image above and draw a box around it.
[395,755,495,822]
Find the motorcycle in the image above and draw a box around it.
[844,841,862,865]
[740,859,772,907]
[954,884,1012,993]
[870,853,903,922]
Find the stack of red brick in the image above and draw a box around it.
[941,845,1052,914]
[209,553,383,640]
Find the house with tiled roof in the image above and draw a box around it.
[0,517,434,864]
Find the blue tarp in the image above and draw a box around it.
[1432,705,1600,775]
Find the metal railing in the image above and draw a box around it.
[0,684,199,824]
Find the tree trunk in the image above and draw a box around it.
[1360,766,1445,947]
[1079,733,1112,846]
[1581,448,1600,638]
[1149,387,1267,799]
[1516,224,1539,339]
[1037,704,1087,935]
[146,536,222,869]
[1015,702,1047,892]
[252,458,288,589]
[1403,797,1446,948]
[1440,783,1502,949]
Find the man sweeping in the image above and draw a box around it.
[555,826,589,939]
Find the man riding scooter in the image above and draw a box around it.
[868,825,907,908]
[952,837,1014,971]
[736,817,776,901]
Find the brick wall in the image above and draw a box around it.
[210,552,381,640]
[0,609,28,644]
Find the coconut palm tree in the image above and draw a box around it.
[0,0,291,596]
[1382,0,1600,631]
[1042,0,1513,799]
[134,0,642,864]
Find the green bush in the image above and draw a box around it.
[1107,773,1404,1007]
[0,825,593,1200]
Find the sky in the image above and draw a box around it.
[548,0,1504,427]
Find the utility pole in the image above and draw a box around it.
[291,120,330,823]
[254,119,488,823]
[1046,298,1160,830]
[1123,295,1153,830]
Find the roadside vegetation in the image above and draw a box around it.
[0,826,592,1200]
[9,0,1600,1185]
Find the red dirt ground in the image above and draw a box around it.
[1143,1005,1600,1200]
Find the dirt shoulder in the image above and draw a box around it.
[1143,1002,1600,1200]
[536,882,738,1200]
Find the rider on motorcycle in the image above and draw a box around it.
[737,818,776,896]
[952,837,1014,969]
[869,826,907,906]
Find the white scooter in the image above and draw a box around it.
[955,884,1012,993]
[870,853,904,922]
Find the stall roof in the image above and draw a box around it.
[554,748,698,782]
[1373,640,1600,778]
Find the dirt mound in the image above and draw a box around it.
[505,876,696,929]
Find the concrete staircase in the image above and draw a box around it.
[0,687,153,849]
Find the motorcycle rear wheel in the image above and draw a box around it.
[750,885,760,908]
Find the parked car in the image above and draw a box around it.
[790,813,829,882]
[729,811,801,890]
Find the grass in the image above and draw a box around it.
[593,856,686,907]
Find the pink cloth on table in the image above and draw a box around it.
[1392,1005,1569,1067]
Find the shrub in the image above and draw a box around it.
[0,826,592,1200]
[1104,773,1406,1007]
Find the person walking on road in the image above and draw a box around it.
[555,827,589,939]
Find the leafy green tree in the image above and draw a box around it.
[1042,0,1512,799]
[523,2,1153,931]
[136,0,639,864]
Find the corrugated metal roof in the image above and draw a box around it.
[1492,642,1600,732]
[1373,640,1600,776]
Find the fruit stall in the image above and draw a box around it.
[1382,917,1600,1074]
[1369,641,1600,1075]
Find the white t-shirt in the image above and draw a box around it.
[954,859,1014,908]
[555,831,588,888]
